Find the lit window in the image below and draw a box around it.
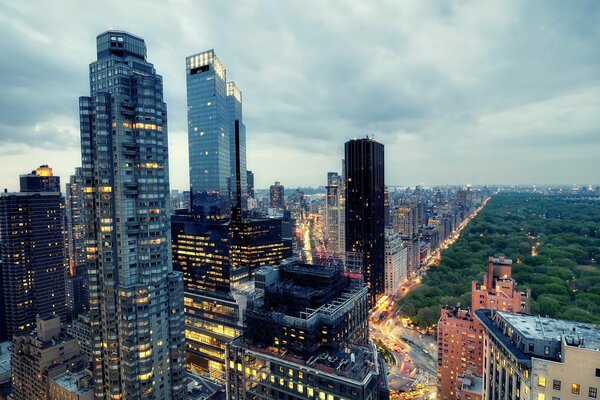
[572,384,580,395]
[538,394,545,400]
[539,376,546,388]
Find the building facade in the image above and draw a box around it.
[345,137,385,307]
[186,50,247,219]
[384,229,408,294]
[0,167,67,338]
[325,172,345,255]
[269,181,284,210]
[476,310,600,400]
[172,212,292,377]
[11,316,86,400]
[79,30,185,399]
[437,257,531,400]
[226,262,389,399]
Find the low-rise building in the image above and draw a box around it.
[11,316,86,400]
[49,370,94,400]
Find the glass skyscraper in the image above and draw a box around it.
[79,30,185,399]
[345,137,385,308]
[186,50,247,219]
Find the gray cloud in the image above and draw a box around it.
[0,0,599,192]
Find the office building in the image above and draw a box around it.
[345,137,385,307]
[476,310,600,400]
[172,213,292,377]
[325,172,345,254]
[247,170,254,199]
[437,257,531,400]
[0,167,66,338]
[269,181,284,210]
[384,229,408,294]
[11,316,86,400]
[186,50,247,219]
[229,217,293,274]
[226,262,389,399]
[79,30,185,399]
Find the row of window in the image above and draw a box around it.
[538,377,597,397]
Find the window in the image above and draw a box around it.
[539,376,547,388]
[572,384,581,395]
[590,387,597,399]
[538,394,546,400]
[596,369,600,378]
[552,397,560,400]
[553,380,561,390]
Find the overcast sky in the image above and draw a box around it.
[0,1,599,191]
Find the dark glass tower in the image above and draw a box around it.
[0,167,67,338]
[344,137,385,307]
[79,30,185,399]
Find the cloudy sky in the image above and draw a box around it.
[1,1,599,191]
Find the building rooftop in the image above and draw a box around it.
[475,310,600,365]
[233,338,379,383]
[52,370,94,396]
[458,370,483,395]
[497,310,600,350]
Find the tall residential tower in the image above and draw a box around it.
[79,30,185,399]
[0,166,67,338]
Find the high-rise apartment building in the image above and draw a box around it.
[226,262,389,399]
[437,257,531,400]
[269,181,284,210]
[392,201,421,275]
[11,316,86,400]
[384,229,408,294]
[79,30,185,399]
[476,310,600,400]
[186,50,247,219]
[0,167,67,338]
[66,168,86,275]
[325,172,345,254]
[345,137,385,307]
[65,168,89,318]
[19,165,61,193]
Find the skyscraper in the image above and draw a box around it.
[345,137,385,307]
[269,181,284,210]
[246,170,254,199]
[324,171,345,254]
[79,30,185,399]
[186,50,247,219]
[0,166,67,338]
[65,168,89,318]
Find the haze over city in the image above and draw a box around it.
[1,0,599,191]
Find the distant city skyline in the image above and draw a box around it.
[1,1,600,191]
